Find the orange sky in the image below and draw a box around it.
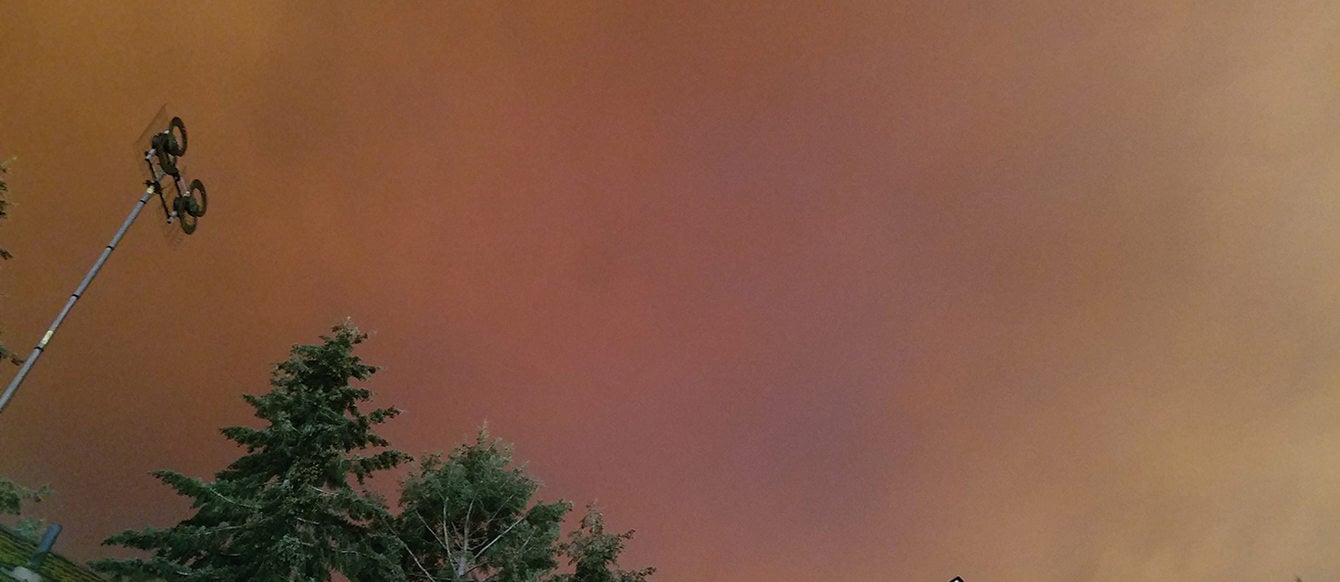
[1,2,1339,580]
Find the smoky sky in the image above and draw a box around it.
[1,2,1339,580]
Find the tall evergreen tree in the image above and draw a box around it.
[396,429,570,582]
[92,323,411,581]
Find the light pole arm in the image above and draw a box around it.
[0,186,155,415]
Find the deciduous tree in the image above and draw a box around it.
[396,429,570,582]
[0,476,49,542]
[553,505,654,582]
[395,433,654,582]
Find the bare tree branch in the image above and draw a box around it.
[395,532,435,581]
[473,511,527,561]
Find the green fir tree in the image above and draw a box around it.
[92,323,411,581]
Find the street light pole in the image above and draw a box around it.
[0,114,206,418]
[0,185,156,415]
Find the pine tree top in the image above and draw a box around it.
[94,323,410,581]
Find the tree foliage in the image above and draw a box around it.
[0,155,15,258]
[0,476,50,542]
[397,429,570,581]
[91,323,654,581]
[0,156,23,364]
[92,323,411,581]
[0,155,44,543]
[552,506,654,582]
[395,433,654,582]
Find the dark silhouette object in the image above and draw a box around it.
[0,115,210,417]
[144,116,207,234]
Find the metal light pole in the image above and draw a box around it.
[0,186,157,414]
[0,116,208,416]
